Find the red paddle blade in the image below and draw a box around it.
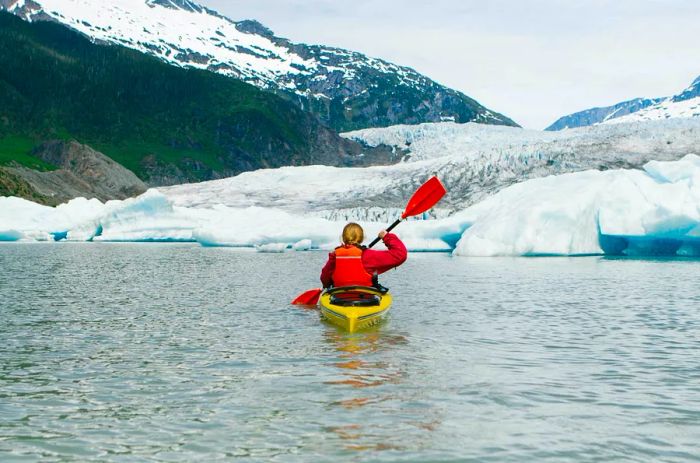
[291,288,322,305]
[402,176,447,219]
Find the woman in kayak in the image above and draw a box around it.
[320,222,407,289]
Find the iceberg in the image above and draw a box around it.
[2,151,700,258]
[453,154,700,257]
[292,239,312,251]
[255,243,289,253]
[0,190,196,242]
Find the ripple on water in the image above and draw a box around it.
[1,245,699,461]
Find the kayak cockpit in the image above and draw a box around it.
[319,286,392,332]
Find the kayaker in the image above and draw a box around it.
[320,222,407,289]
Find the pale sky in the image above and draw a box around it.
[199,0,699,129]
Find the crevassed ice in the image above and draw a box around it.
[161,119,700,217]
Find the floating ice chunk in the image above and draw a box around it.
[256,243,288,253]
[0,230,22,241]
[192,205,340,249]
[454,170,607,256]
[0,195,104,241]
[292,239,312,251]
[94,191,199,242]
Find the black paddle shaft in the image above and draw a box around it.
[368,218,402,248]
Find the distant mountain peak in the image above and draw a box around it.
[236,19,275,38]
[607,75,700,125]
[146,0,205,13]
[545,97,663,131]
[548,74,700,130]
[672,74,700,103]
[1,0,518,131]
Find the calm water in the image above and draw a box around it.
[1,243,699,462]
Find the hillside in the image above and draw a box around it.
[1,0,518,131]
[0,11,395,187]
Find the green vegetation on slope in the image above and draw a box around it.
[0,167,55,205]
[0,12,360,185]
[0,135,57,171]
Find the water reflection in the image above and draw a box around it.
[321,327,440,453]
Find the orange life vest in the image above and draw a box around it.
[332,245,374,287]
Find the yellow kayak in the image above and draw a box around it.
[319,286,392,332]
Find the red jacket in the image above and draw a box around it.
[320,233,407,288]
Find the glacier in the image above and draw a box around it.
[2,154,699,258]
[163,119,700,221]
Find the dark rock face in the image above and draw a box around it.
[146,0,205,13]
[8,140,148,202]
[236,19,275,38]
[235,36,519,132]
[546,98,663,131]
[673,75,700,103]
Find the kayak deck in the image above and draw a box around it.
[319,286,392,332]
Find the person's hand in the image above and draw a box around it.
[378,230,387,239]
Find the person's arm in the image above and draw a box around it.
[320,252,336,288]
[362,232,407,275]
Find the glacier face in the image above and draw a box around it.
[340,119,700,211]
[0,0,516,130]
[158,119,700,220]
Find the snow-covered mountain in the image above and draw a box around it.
[547,75,700,130]
[545,97,662,131]
[606,76,700,124]
[0,0,517,131]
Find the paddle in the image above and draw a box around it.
[291,288,324,306]
[367,176,447,248]
[291,175,447,305]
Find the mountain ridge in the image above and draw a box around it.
[1,0,519,131]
